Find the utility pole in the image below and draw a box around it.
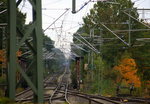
[75,57,80,89]
[8,0,43,103]
[128,11,131,46]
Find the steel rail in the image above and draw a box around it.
[15,71,63,101]
[64,81,71,104]
[56,90,122,104]
[49,68,67,104]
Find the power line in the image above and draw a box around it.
[76,33,100,53]
[43,8,70,32]
[43,0,63,6]
[133,0,141,3]
[123,11,150,28]
[44,8,69,32]
[134,0,146,7]
[74,35,99,53]
[42,8,69,10]
[20,0,26,11]
[65,24,82,31]
[75,0,92,13]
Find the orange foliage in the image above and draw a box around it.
[0,50,22,68]
[114,58,141,87]
[16,51,22,57]
[0,50,6,62]
[0,50,7,68]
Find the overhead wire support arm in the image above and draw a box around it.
[74,35,99,53]
[75,33,100,53]
[123,11,150,29]
[0,9,7,14]
[91,19,129,46]
[71,43,89,52]
[76,0,91,13]
[100,23,130,46]
[72,0,91,14]
[91,0,120,5]
[72,0,119,14]
[16,0,23,7]
[44,8,70,32]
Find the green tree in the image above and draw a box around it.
[0,0,27,96]
[73,0,150,96]
[81,0,144,65]
[0,0,26,29]
[43,35,54,51]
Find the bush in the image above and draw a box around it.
[0,97,14,104]
[0,75,6,84]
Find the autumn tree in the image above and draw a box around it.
[0,50,6,69]
[113,58,141,87]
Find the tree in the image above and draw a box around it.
[131,43,150,81]
[43,35,54,51]
[0,50,6,68]
[113,58,141,87]
[72,0,150,95]
[0,0,26,28]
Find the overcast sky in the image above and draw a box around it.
[18,0,150,57]
[18,0,95,57]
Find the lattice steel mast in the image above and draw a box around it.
[8,0,43,103]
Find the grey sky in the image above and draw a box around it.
[19,0,150,38]
[18,0,150,57]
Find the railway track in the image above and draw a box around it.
[16,66,149,104]
[108,96,150,104]
[15,66,71,103]
[44,67,124,104]
[15,70,64,102]
[55,90,122,104]
[48,67,71,104]
[55,90,150,104]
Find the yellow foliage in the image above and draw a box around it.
[114,58,141,87]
